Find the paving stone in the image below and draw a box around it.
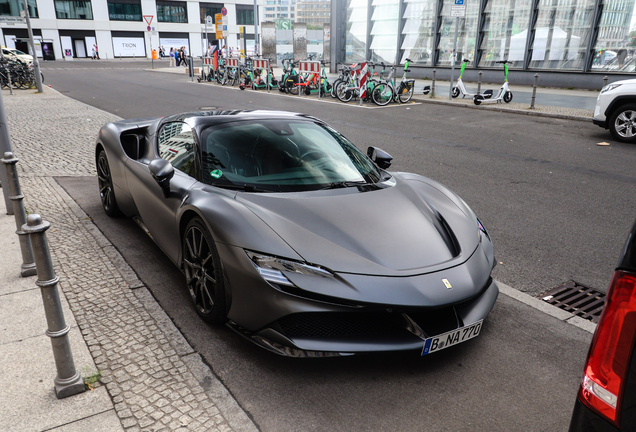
[3,88,249,432]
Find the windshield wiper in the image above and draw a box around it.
[213,183,274,192]
[320,180,369,190]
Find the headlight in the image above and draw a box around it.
[477,218,490,241]
[601,83,622,94]
[246,251,335,287]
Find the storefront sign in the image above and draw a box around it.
[112,37,146,57]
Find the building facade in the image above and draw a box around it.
[295,0,330,25]
[0,0,262,59]
[330,0,636,77]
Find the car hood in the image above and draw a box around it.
[237,175,480,276]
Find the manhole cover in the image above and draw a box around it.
[540,281,606,323]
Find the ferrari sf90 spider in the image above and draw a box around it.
[96,110,498,357]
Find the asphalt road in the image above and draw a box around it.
[37,59,636,430]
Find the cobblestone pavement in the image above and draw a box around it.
[3,88,257,432]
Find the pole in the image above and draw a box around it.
[448,17,459,100]
[254,0,259,52]
[0,90,14,213]
[23,214,86,399]
[530,73,538,109]
[150,33,154,69]
[477,71,482,95]
[22,0,43,92]
[1,152,36,276]
[431,69,436,98]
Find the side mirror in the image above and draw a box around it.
[149,158,174,198]
[367,146,393,169]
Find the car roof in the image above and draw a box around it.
[162,110,320,127]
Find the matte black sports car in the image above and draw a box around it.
[96,110,498,357]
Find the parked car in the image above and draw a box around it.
[569,218,636,431]
[95,110,499,357]
[593,79,636,143]
[1,46,33,65]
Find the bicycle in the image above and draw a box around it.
[371,59,415,106]
[335,64,373,103]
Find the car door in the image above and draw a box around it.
[125,121,198,264]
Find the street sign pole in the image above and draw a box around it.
[254,0,259,55]
[22,0,43,93]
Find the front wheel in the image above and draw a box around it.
[451,87,460,98]
[397,82,415,103]
[371,83,394,106]
[609,104,636,143]
[336,82,353,102]
[331,79,342,98]
[182,218,227,324]
[503,91,513,103]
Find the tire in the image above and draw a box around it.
[452,87,460,98]
[97,151,120,216]
[609,104,636,143]
[182,218,227,324]
[474,95,484,105]
[331,79,342,98]
[397,82,415,103]
[336,81,353,102]
[503,91,513,103]
[371,83,394,106]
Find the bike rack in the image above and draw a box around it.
[299,60,321,99]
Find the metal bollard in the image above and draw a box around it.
[477,71,482,95]
[7,69,14,96]
[603,76,608,87]
[1,152,36,276]
[23,213,86,399]
[431,69,436,98]
[530,73,539,109]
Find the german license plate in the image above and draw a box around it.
[421,320,483,356]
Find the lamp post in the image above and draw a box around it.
[22,0,43,93]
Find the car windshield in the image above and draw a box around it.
[200,119,382,192]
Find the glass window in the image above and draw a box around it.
[200,120,382,192]
[346,0,368,62]
[158,122,195,176]
[370,0,400,63]
[107,0,141,21]
[55,0,93,19]
[401,0,436,64]
[200,2,222,23]
[0,0,37,18]
[437,0,480,66]
[236,5,254,25]
[477,0,531,69]
[157,0,187,23]
[528,0,595,70]
[592,0,636,72]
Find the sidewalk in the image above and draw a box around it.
[0,87,258,432]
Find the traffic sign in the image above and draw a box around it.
[221,7,227,16]
[215,13,225,39]
[143,15,153,25]
[451,5,466,16]
[454,0,464,4]
[147,25,151,31]
[206,15,213,26]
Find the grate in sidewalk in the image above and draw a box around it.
[540,280,606,323]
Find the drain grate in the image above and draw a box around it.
[540,281,606,323]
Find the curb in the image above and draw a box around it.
[411,96,593,122]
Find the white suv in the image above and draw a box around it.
[593,78,636,143]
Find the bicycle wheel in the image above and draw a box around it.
[331,79,342,98]
[397,81,415,103]
[336,81,353,102]
[371,83,394,106]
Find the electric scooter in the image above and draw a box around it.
[473,60,513,105]
[452,59,492,99]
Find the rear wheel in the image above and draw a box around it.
[371,83,394,106]
[609,104,636,143]
[336,81,353,102]
[474,95,484,105]
[97,151,120,216]
[397,82,415,103]
[182,218,227,324]
[331,79,342,98]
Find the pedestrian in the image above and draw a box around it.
[160,46,165,58]
[94,44,99,60]
[182,46,188,66]
[221,45,227,58]
[91,45,96,60]
[169,48,175,67]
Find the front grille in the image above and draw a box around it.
[275,312,404,338]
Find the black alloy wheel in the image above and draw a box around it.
[182,218,227,324]
[97,151,120,216]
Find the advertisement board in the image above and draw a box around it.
[159,38,190,54]
[112,37,146,57]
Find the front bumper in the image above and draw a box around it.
[592,118,607,129]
